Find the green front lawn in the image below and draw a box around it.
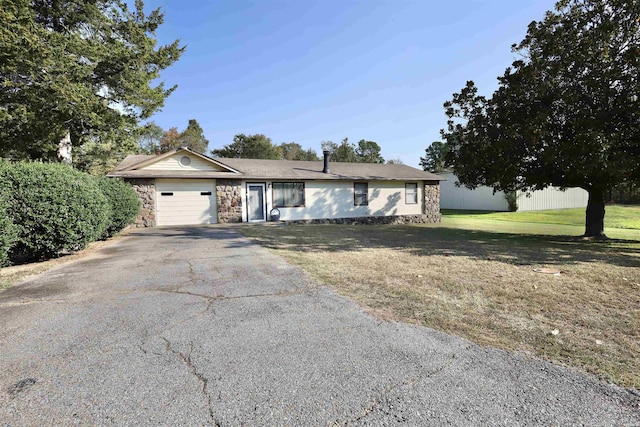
[440,205,640,240]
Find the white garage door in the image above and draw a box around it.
[156,179,217,226]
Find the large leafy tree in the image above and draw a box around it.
[279,142,320,161]
[177,119,209,153]
[355,139,385,163]
[158,119,208,153]
[321,138,358,162]
[386,157,404,165]
[0,0,184,162]
[212,136,320,160]
[75,125,139,175]
[137,122,164,154]
[211,134,281,159]
[322,138,386,163]
[442,0,639,238]
[158,127,181,153]
[419,141,449,173]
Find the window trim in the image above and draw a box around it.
[272,182,305,208]
[354,182,368,206]
[405,182,418,204]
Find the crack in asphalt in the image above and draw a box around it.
[150,287,315,304]
[162,338,220,427]
[333,353,458,426]
[0,299,68,307]
[198,298,215,317]
[170,260,199,292]
[176,260,199,292]
[149,285,320,425]
[143,287,316,357]
[138,343,147,354]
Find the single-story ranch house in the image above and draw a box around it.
[109,148,444,227]
[439,171,588,211]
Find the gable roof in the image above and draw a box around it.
[113,148,241,173]
[109,148,444,181]
[112,154,155,171]
[217,158,443,181]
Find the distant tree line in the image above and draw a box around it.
[210,134,319,161]
[137,119,209,155]
[209,134,399,164]
[138,123,403,164]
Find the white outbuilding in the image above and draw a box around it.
[439,172,588,211]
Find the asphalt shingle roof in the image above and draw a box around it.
[217,158,443,181]
[112,154,155,171]
[109,149,444,181]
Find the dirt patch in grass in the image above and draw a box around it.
[239,224,640,390]
[0,231,131,291]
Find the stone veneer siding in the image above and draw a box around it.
[126,178,156,227]
[216,179,243,223]
[286,214,435,225]
[423,181,441,223]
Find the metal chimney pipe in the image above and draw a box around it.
[322,150,331,173]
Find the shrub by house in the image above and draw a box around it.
[0,161,112,262]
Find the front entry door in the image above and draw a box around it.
[247,183,266,222]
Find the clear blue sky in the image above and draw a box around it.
[145,0,557,167]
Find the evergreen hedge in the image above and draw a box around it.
[0,200,18,267]
[95,176,140,238]
[0,161,111,262]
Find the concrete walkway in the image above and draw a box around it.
[1,227,638,426]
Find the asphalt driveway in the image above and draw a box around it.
[1,226,638,426]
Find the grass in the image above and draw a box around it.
[0,262,57,291]
[0,233,130,291]
[443,204,640,230]
[439,205,640,241]
[239,208,640,390]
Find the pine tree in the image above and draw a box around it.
[0,0,184,162]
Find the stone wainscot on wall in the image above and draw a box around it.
[216,179,242,223]
[423,181,441,223]
[127,178,155,227]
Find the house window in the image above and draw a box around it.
[354,182,368,206]
[273,182,305,207]
[405,183,418,204]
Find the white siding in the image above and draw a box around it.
[247,180,423,221]
[516,187,588,211]
[440,172,588,211]
[141,153,226,171]
[156,179,217,226]
[439,173,509,211]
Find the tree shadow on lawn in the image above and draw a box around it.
[245,225,640,268]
